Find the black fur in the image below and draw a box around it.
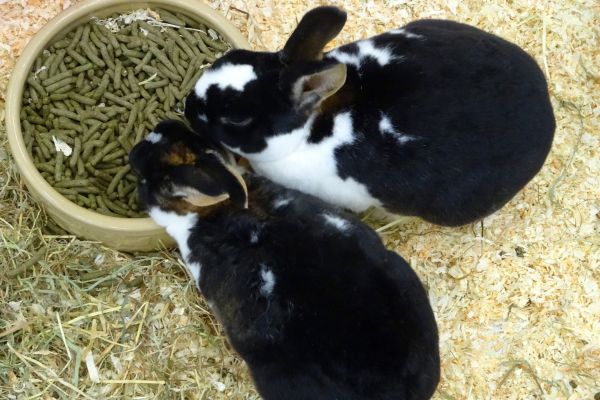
[185,8,555,226]
[130,121,441,400]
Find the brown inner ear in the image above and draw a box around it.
[184,191,230,208]
[294,63,347,111]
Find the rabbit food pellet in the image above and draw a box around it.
[20,8,231,218]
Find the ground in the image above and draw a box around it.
[0,0,598,399]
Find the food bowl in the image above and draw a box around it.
[6,0,250,251]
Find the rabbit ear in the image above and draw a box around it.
[280,6,347,65]
[170,161,248,210]
[291,63,347,113]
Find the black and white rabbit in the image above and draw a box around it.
[184,6,555,226]
[129,120,440,400]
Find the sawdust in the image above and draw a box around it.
[1,0,599,399]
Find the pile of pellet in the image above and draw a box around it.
[20,9,230,217]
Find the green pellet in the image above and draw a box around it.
[89,30,106,48]
[121,92,140,101]
[92,73,110,100]
[103,149,126,162]
[71,186,101,194]
[52,100,68,110]
[156,8,186,26]
[200,30,229,52]
[126,72,140,93]
[54,179,91,188]
[50,107,80,121]
[82,121,102,142]
[103,196,135,216]
[103,106,128,118]
[113,61,122,89]
[181,68,205,95]
[56,187,78,196]
[122,48,146,59]
[155,86,166,101]
[115,33,134,42]
[67,26,83,50]
[69,138,81,169]
[107,165,130,194]
[146,31,169,48]
[54,152,64,181]
[117,180,127,199]
[134,51,153,74]
[53,117,81,133]
[174,12,203,28]
[81,140,104,161]
[72,63,94,74]
[179,28,202,57]
[49,49,66,76]
[143,79,169,90]
[80,42,105,67]
[148,45,178,74]
[76,194,92,207]
[99,127,115,144]
[100,25,120,53]
[77,157,86,176]
[89,141,119,166]
[26,77,47,96]
[42,70,73,87]
[54,84,74,95]
[66,48,88,65]
[99,45,116,70]
[164,29,195,60]
[36,162,55,174]
[68,92,96,106]
[75,72,85,89]
[103,92,133,109]
[193,31,213,56]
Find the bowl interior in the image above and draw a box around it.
[7,0,249,251]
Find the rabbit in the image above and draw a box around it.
[184,6,555,227]
[129,119,440,400]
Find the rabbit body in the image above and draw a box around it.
[130,121,440,400]
[186,175,439,399]
[185,10,555,226]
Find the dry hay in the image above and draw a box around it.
[1,0,599,399]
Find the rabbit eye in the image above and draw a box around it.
[220,116,253,127]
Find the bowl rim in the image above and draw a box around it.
[6,0,250,235]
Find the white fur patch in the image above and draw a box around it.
[148,208,204,286]
[146,132,162,144]
[194,63,257,98]
[250,229,260,244]
[388,28,424,39]
[322,213,350,232]
[356,40,394,66]
[198,113,208,122]
[259,265,275,297]
[186,262,202,288]
[226,115,316,162]
[242,112,381,212]
[148,207,198,267]
[379,114,417,145]
[273,197,292,209]
[328,40,398,68]
[328,49,361,67]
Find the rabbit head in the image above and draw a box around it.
[185,6,348,162]
[129,120,248,215]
